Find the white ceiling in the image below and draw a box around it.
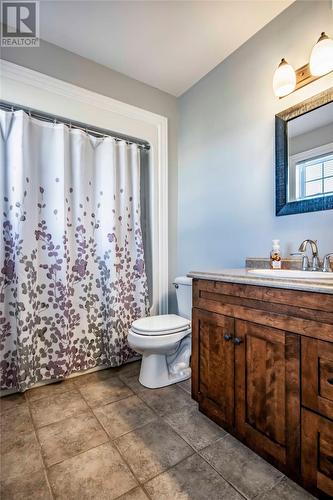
[39,0,294,96]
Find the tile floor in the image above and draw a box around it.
[0,361,315,500]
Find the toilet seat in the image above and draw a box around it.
[129,327,191,349]
[131,314,190,336]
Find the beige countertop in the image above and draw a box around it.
[187,268,333,295]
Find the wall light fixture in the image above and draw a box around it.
[310,32,333,77]
[273,32,333,98]
[273,59,296,98]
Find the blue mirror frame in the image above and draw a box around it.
[275,88,333,216]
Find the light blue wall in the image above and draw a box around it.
[178,0,333,275]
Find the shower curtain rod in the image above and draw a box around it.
[0,100,151,150]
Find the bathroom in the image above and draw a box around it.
[0,0,333,498]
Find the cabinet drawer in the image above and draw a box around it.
[193,279,333,315]
[301,409,333,497]
[192,280,333,342]
[302,337,333,420]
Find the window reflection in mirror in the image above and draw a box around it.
[287,101,333,202]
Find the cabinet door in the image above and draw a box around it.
[302,337,333,420]
[302,409,333,497]
[234,320,300,477]
[192,308,234,430]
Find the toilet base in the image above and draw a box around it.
[139,353,191,389]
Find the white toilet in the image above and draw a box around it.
[128,276,192,389]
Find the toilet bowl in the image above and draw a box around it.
[128,277,192,389]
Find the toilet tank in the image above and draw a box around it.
[174,276,192,320]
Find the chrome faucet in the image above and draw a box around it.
[322,253,333,272]
[298,239,320,271]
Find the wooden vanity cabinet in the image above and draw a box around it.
[234,321,300,476]
[301,338,333,497]
[191,278,333,497]
[301,337,333,420]
[192,308,234,430]
[302,409,333,498]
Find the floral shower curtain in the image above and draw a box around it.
[0,110,149,391]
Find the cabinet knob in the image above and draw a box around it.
[224,334,232,341]
[327,378,333,385]
[233,337,243,345]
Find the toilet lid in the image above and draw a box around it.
[131,314,191,336]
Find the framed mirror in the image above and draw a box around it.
[275,88,333,216]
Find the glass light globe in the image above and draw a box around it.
[273,59,296,97]
[310,32,333,77]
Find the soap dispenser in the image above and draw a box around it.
[270,240,282,269]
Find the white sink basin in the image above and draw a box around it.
[247,269,333,280]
